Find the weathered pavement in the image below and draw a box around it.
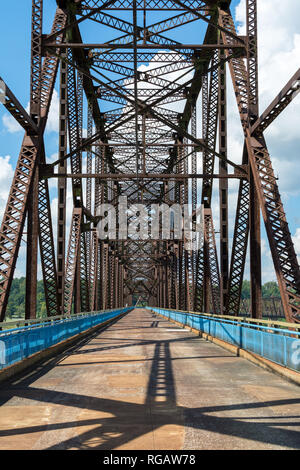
[0,308,299,450]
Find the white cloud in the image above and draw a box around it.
[0,155,14,219]
[2,113,23,133]
[292,228,300,264]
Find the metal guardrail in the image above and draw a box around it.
[148,306,300,330]
[0,312,97,330]
[0,307,131,370]
[147,307,300,373]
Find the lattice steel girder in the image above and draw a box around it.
[203,208,221,314]
[48,42,245,50]
[37,8,67,318]
[226,144,250,315]
[38,175,60,316]
[78,0,210,11]
[25,0,44,320]
[89,230,99,311]
[201,48,219,207]
[0,78,38,134]
[246,0,262,320]
[57,47,68,313]
[218,41,228,312]
[81,9,198,46]
[30,0,43,118]
[67,56,83,199]
[39,9,67,128]
[80,231,90,312]
[252,68,300,134]
[49,46,245,175]
[63,208,82,315]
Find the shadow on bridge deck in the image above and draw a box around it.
[0,308,299,450]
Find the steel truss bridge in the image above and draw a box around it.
[0,0,300,324]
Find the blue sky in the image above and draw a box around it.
[0,0,299,282]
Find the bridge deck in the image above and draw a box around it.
[0,308,299,450]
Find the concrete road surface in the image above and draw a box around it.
[0,308,299,450]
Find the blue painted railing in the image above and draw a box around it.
[0,307,131,370]
[147,307,300,373]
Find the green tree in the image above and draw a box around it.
[241,280,251,299]
[262,281,280,298]
[241,280,280,299]
[6,278,46,319]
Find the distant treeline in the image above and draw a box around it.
[241,280,280,299]
[7,277,46,318]
[6,277,281,319]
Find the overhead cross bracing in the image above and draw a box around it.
[0,0,299,322]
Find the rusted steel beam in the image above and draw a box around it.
[226,145,250,315]
[252,68,300,134]
[47,171,246,179]
[57,47,68,314]
[247,0,262,319]
[80,231,90,312]
[63,208,82,315]
[46,42,245,50]
[37,10,66,318]
[0,78,38,134]
[218,41,228,313]
[25,0,44,320]
[89,231,98,311]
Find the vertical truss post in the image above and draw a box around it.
[103,243,109,310]
[89,230,98,311]
[25,167,39,319]
[120,264,124,308]
[247,0,262,319]
[115,255,119,308]
[25,0,43,319]
[86,103,93,291]
[201,50,220,313]
[30,0,43,121]
[202,74,210,312]
[226,144,250,315]
[194,76,208,312]
[96,240,102,310]
[64,208,82,315]
[57,48,68,314]
[80,230,90,312]
[38,164,60,317]
[204,208,221,314]
[176,140,185,310]
[110,247,116,308]
[38,9,66,317]
[218,39,229,314]
[74,248,81,314]
[190,104,197,311]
